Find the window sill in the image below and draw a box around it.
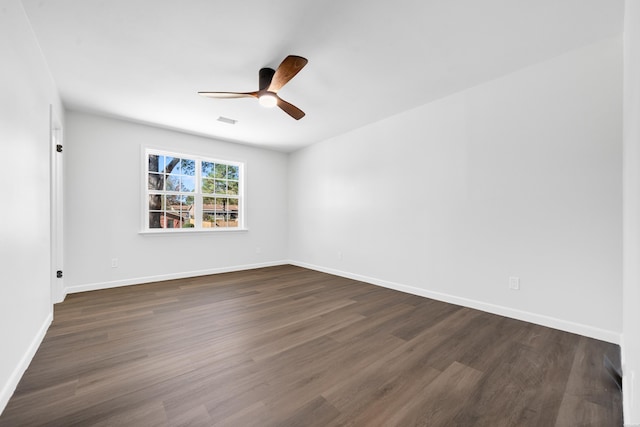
[139,228,249,235]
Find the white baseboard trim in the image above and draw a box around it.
[53,290,65,304]
[64,260,289,295]
[0,310,53,416]
[61,259,621,344]
[289,260,621,345]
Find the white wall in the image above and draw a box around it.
[0,0,64,414]
[289,37,622,343]
[63,111,288,293]
[623,0,640,423]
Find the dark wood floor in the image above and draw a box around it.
[0,265,622,426]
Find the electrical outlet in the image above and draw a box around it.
[508,276,520,290]
[111,258,118,268]
[337,251,343,260]
[255,247,261,254]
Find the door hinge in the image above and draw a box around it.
[56,270,63,278]
[56,144,63,153]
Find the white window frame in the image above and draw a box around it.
[142,148,246,233]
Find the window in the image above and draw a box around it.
[145,149,243,231]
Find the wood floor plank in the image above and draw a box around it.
[557,336,623,425]
[386,361,484,427]
[0,265,622,426]
[555,393,615,427]
[267,396,341,427]
[452,337,578,426]
[326,365,443,426]
[165,403,213,427]
[320,307,485,412]
[91,400,169,427]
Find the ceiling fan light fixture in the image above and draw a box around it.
[258,93,278,108]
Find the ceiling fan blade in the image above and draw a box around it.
[268,55,308,92]
[277,97,305,120]
[198,91,258,99]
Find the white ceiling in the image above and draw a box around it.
[21,0,622,152]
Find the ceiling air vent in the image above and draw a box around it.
[217,116,237,125]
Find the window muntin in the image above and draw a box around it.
[145,150,243,231]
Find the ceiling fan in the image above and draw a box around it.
[199,55,308,120]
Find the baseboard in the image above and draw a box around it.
[0,310,53,415]
[64,260,289,295]
[289,260,621,345]
[53,289,65,304]
[61,259,621,344]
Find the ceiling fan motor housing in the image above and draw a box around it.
[259,68,276,91]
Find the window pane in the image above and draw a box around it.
[149,194,163,210]
[202,161,214,177]
[183,195,194,209]
[215,180,227,194]
[165,156,180,175]
[227,181,238,195]
[181,196,194,226]
[228,198,239,213]
[203,196,215,208]
[149,154,162,172]
[227,165,239,180]
[148,173,163,190]
[202,177,214,194]
[228,212,238,227]
[215,163,227,179]
[149,212,163,228]
[166,195,180,211]
[216,213,227,227]
[166,216,175,228]
[165,212,183,229]
[216,197,226,212]
[181,159,195,176]
[181,176,195,192]
[166,175,180,191]
[202,212,215,228]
